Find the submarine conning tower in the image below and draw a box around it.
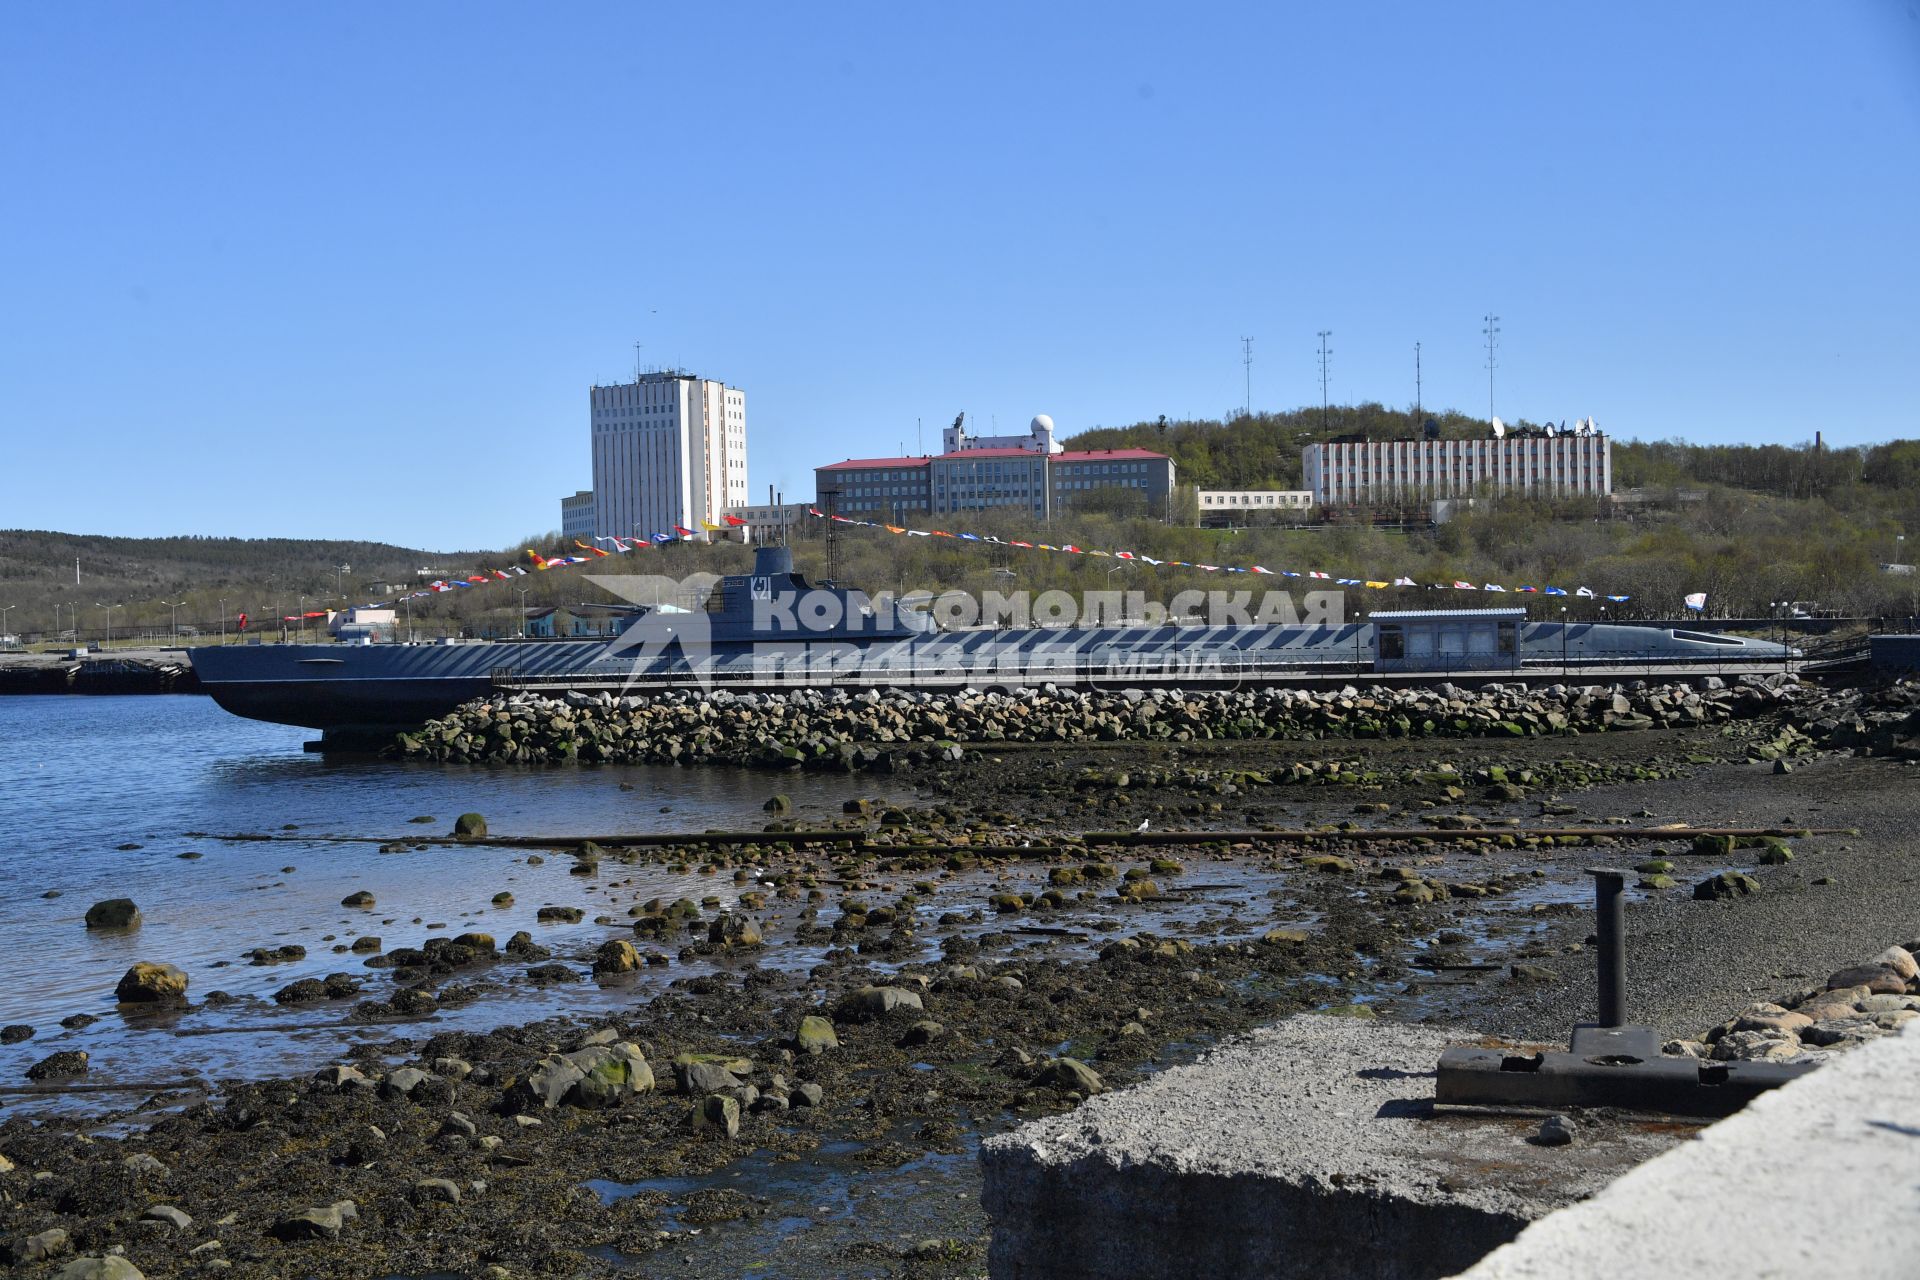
[754,546,795,576]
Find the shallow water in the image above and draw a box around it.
[0,696,906,1113]
[0,698,1334,1121]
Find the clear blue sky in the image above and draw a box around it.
[4,2,1916,550]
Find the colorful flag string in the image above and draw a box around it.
[805,508,1629,602]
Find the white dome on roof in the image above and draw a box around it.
[1031,414,1054,433]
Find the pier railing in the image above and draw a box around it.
[488,646,1803,696]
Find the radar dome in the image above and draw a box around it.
[1031,414,1054,433]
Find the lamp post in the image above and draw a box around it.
[218,598,229,645]
[336,564,351,602]
[0,604,14,639]
[298,594,307,642]
[518,588,530,637]
[1560,605,1569,672]
[95,602,122,648]
[159,599,186,642]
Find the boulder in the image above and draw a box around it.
[414,1178,462,1204]
[270,1200,358,1242]
[1826,965,1908,995]
[380,1066,434,1099]
[453,813,488,837]
[1693,871,1760,901]
[340,890,375,908]
[708,913,764,948]
[560,1042,655,1107]
[505,1056,586,1112]
[10,1227,70,1263]
[795,1014,839,1054]
[115,961,188,1005]
[834,985,924,1023]
[593,939,640,975]
[54,1260,145,1280]
[1872,945,1919,983]
[694,1093,740,1138]
[673,1053,748,1095]
[1032,1056,1104,1096]
[24,1048,100,1095]
[84,898,141,930]
[899,1019,945,1047]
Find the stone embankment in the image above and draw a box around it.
[1667,941,1920,1065]
[393,673,1851,769]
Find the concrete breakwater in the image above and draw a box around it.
[393,673,1826,769]
[0,651,199,696]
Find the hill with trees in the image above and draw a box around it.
[3,413,1915,645]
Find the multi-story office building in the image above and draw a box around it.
[1046,449,1175,514]
[559,490,596,541]
[589,371,747,539]
[814,444,1175,521]
[813,456,933,520]
[1302,429,1611,506]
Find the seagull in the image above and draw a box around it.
[1135,819,1150,834]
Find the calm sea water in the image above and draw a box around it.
[0,695,900,1114]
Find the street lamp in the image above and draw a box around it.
[218,598,229,645]
[159,599,186,642]
[0,604,14,641]
[336,564,351,602]
[517,587,530,637]
[298,594,307,641]
[94,602,122,648]
[1560,605,1569,671]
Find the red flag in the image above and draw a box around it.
[724,514,748,526]
[673,524,697,537]
[237,612,248,632]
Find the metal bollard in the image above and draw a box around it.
[1586,867,1627,1027]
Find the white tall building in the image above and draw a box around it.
[589,371,747,539]
[1302,429,1611,506]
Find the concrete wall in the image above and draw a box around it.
[1453,1022,1920,1280]
[980,1017,1678,1280]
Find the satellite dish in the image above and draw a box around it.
[1544,423,1556,438]
[1490,417,1506,439]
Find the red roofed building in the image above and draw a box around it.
[815,439,1174,521]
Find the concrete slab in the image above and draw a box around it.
[980,1016,1686,1280]
[1454,1021,1920,1280]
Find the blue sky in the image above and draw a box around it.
[3,2,1916,549]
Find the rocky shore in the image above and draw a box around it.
[392,672,1876,769]
[1669,941,1920,1064]
[6,676,1919,1278]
